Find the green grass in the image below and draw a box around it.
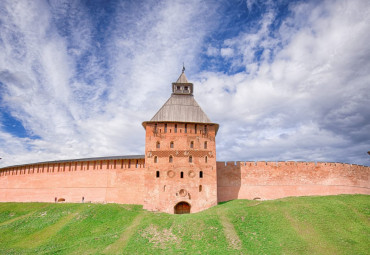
[0,195,369,254]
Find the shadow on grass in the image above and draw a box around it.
[218,200,237,205]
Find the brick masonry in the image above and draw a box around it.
[217,161,369,202]
[0,137,369,213]
[143,122,218,214]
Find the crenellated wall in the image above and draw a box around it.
[1,159,369,206]
[217,161,370,202]
[0,158,145,204]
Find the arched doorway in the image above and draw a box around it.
[174,202,191,214]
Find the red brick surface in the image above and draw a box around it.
[143,122,218,214]
[0,139,369,213]
[0,159,145,204]
[217,161,370,202]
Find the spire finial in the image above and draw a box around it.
[182,63,185,73]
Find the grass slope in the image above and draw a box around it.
[0,195,369,254]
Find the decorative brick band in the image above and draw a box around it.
[149,150,214,158]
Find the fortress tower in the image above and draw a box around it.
[142,68,219,214]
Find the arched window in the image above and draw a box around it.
[199,185,202,192]
[154,156,158,163]
[175,124,177,133]
[170,141,174,148]
[180,171,184,178]
[164,123,167,133]
[190,141,194,148]
[205,156,208,163]
[185,124,187,133]
[156,142,160,148]
[169,155,173,163]
[189,155,193,163]
[156,171,160,178]
[200,171,203,178]
[204,141,207,149]
[195,124,197,134]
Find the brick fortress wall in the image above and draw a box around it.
[1,159,369,205]
[0,158,145,204]
[217,161,370,202]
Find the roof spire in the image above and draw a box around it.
[175,65,189,83]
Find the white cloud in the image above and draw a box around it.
[196,0,370,165]
[206,46,219,57]
[0,0,220,167]
[220,47,234,58]
[0,0,369,168]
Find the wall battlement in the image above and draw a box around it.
[217,160,369,203]
[1,158,369,206]
[0,158,145,177]
[0,158,146,204]
[217,160,369,168]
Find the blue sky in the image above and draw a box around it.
[0,0,369,167]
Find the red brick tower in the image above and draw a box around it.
[142,69,219,214]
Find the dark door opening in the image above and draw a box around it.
[174,202,191,214]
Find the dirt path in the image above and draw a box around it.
[102,212,144,254]
[218,211,242,250]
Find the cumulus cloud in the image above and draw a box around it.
[0,0,219,167]
[197,0,370,165]
[0,0,369,167]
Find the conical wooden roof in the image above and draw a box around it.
[149,94,212,123]
[142,70,219,133]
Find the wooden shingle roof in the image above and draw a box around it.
[142,70,219,133]
[149,94,212,123]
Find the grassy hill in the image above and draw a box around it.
[0,195,369,254]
